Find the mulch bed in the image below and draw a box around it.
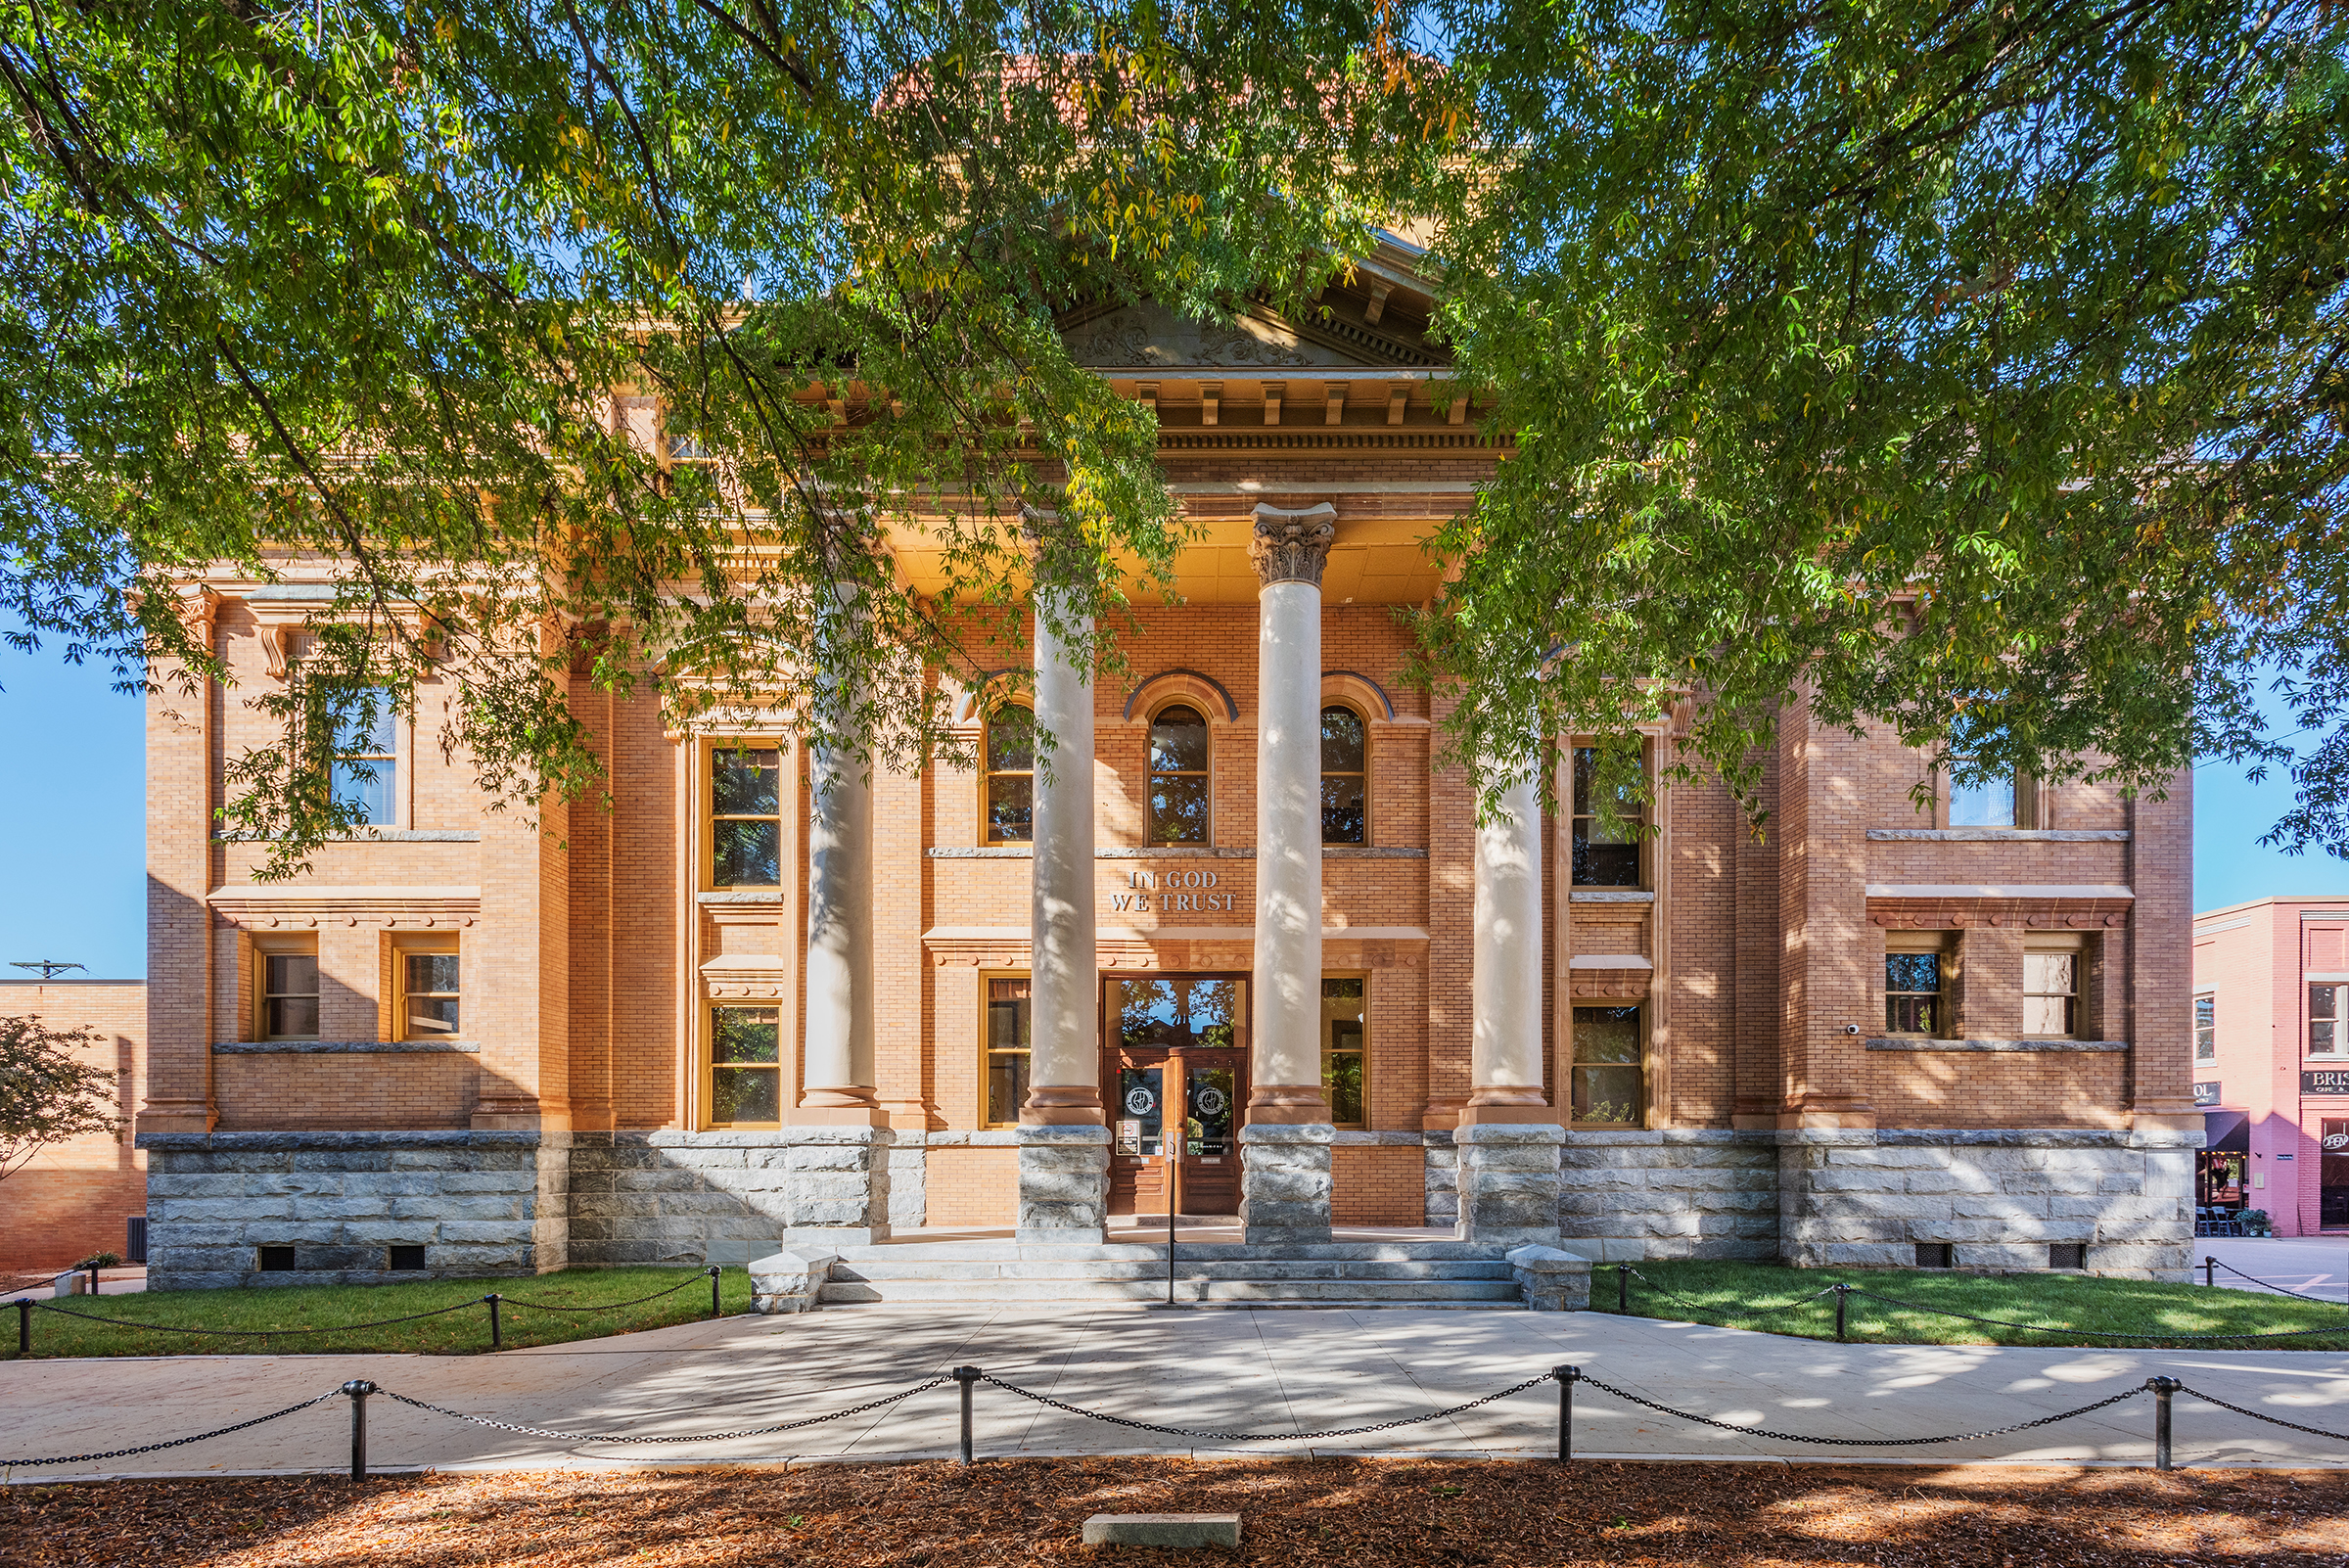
[4,1458,2346,1566]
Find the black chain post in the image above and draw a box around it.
[710,1266,722,1319]
[86,1265,100,1298]
[951,1365,982,1465]
[1617,1264,1629,1314]
[1834,1283,1850,1343]
[2149,1376,2181,1471]
[15,1297,29,1358]
[486,1293,502,1350]
[2205,1255,2215,1288]
[342,1379,377,1481]
[1553,1364,1580,1462]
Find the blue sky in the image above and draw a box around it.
[0,639,2342,979]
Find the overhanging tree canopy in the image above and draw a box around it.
[1,0,2342,862]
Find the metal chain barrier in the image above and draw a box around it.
[2202,1257,2349,1306]
[0,1390,341,1470]
[493,1272,710,1314]
[1573,1371,2152,1448]
[25,1297,486,1339]
[976,1370,1555,1443]
[1622,1268,1842,1320]
[12,1267,724,1352]
[2172,1383,2349,1444]
[377,1377,948,1444]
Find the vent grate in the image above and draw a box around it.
[1914,1241,1954,1268]
[256,1244,296,1272]
[2050,1242,2088,1269]
[388,1244,427,1271]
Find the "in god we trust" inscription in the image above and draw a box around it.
[1108,867,1240,913]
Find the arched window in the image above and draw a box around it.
[984,705,1035,845]
[1320,705,1367,844]
[1148,704,1211,844]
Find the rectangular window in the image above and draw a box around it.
[2023,949,2078,1038]
[711,1005,781,1125]
[712,746,783,887]
[1570,1005,1642,1126]
[260,948,319,1039]
[1321,977,1366,1128]
[1946,763,2036,828]
[2324,1119,2349,1229]
[401,948,460,1039]
[985,708,1035,845]
[2315,985,2346,1058]
[2195,994,2217,1060]
[1885,950,1943,1036]
[986,979,1032,1126]
[330,693,398,826]
[1571,746,1642,887]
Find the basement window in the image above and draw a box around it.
[388,1245,427,1271]
[257,1245,297,1272]
[1914,1242,1954,1268]
[2050,1242,2087,1270]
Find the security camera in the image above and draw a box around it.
[1844,1024,1862,1036]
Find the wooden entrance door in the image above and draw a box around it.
[1104,976,1250,1217]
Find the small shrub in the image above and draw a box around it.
[72,1251,123,1271]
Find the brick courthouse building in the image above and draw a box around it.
[136,241,2204,1291]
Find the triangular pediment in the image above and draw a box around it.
[1063,291,1446,372]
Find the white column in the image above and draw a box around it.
[1463,762,1549,1120]
[799,714,878,1119]
[1022,585,1102,1123]
[1456,743,1563,1246]
[1241,503,1337,1245]
[1017,581,1111,1240]
[1246,503,1336,1118]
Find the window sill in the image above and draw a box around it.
[212,1039,482,1055]
[211,829,483,842]
[1867,828,2131,842]
[1865,1038,2127,1053]
[1570,889,1654,902]
[922,846,1433,859]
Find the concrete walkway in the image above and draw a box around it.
[6,1305,2349,1481]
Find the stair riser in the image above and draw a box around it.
[831,1264,1514,1283]
[818,1281,1522,1304]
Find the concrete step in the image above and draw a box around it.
[831,1241,1510,1265]
[816,1276,1523,1306]
[830,1259,1514,1282]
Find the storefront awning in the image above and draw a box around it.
[2202,1109,2250,1153]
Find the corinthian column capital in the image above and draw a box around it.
[1248,503,1338,588]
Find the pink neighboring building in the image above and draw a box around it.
[2192,897,2349,1232]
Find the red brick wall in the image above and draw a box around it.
[1331,1145,1425,1225]
[925,1145,1019,1227]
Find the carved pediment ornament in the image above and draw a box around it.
[1248,503,1338,588]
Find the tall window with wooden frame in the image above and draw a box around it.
[1320,976,1366,1127]
[2195,993,2217,1061]
[398,942,460,1040]
[1570,1004,1642,1127]
[985,978,1033,1126]
[1319,706,1367,845]
[711,745,783,888]
[255,942,319,1040]
[1945,760,2037,828]
[984,706,1035,845]
[1571,745,1642,887]
[2023,940,2080,1038]
[1147,704,1211,845]
[710,1005,782,1126]
[328,690,398,826]
[1884,934,1948,1037]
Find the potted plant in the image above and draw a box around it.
[2237,1209,2274,1237]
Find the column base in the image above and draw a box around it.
[1457,1087,1556,1127]
[1245,1084,1331,1126]
[1017,1124,1110,1244]
[1021,1084,1107,1128]
[1239,1123,1334,1245]
[1453,1123,1564,1247]
[782,1127,893,1242]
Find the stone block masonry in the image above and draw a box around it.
[140,1130,567,1289]
[1560,1130,1780,1263]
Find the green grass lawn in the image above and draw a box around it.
[1609,1259,2349,1350]
[7,1267,756,1358]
